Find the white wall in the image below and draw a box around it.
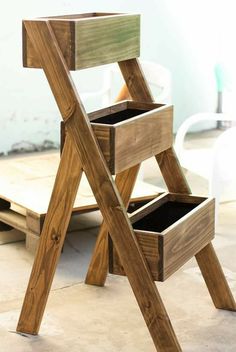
[0,1,221,154]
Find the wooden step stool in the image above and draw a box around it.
[16,12,236,351]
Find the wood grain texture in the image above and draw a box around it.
[26,211,45,234]
[155,147,191,194]
[90,123,113,171]
[85,98,169,283]
[119,60,190,195]
[195,243,236,311]
[0,209,30,234]
[88,100,128,121]
[110,194,215,281]
[162,196,214,280]
[0,209,40,253]
[110,230,160,278]
[114,105,173,174]
[155,147,236,308]
[155,148,236,309]
[17,136,83,334]
[23,14,140,70]
[74,14,140,69]
[18,21,181,351]
[25,231,40,254]
[23,20,75,69]
[85,163,140,286]
[118,59,154,102]
[19,19,236,351]
[90,101,173,174]
[85,102,169,284]
[94,59,157,284]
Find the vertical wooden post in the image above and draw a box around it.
[196,243,236,310]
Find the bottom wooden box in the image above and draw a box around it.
[109,193,215,281]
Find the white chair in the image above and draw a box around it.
[210,125,236,206]
[102,60,172,105]
[80,60,172,109]
[175,112,236,214]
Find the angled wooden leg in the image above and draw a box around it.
[17,137,83,334]
[155,148,190,194]
[196,243,236,311]
[85,163,140,286]
[156,148,236,311]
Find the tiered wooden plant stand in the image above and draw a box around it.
[17,13,236,351]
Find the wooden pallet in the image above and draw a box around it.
[0,151,160,252]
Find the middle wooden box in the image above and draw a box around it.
[89,100,173,174]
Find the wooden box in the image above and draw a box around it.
[23,13,140,70]
[109,193,215,281]
[89,101,173,174]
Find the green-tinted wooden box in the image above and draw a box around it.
[23,13,140,70]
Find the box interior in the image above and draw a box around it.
[133,201,199,232]
[92,109,148,125]
[128,199,152,213]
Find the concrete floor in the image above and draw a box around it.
[0,131,236,351]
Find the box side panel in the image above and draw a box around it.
[109,230,162,280]
[130,193,169,225]
[23,21,41,68]
[91,125,113,171]
[88,101,128,121]
[50,21,75,69]
[127,101,164,110]
[163,199,215,280]
[75,15,140,69]
[136,231,162,281]
[168,193,208,204]
[23,20,75,69]
[114,106,173,174]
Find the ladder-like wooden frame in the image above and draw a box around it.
[17,19,236,351]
